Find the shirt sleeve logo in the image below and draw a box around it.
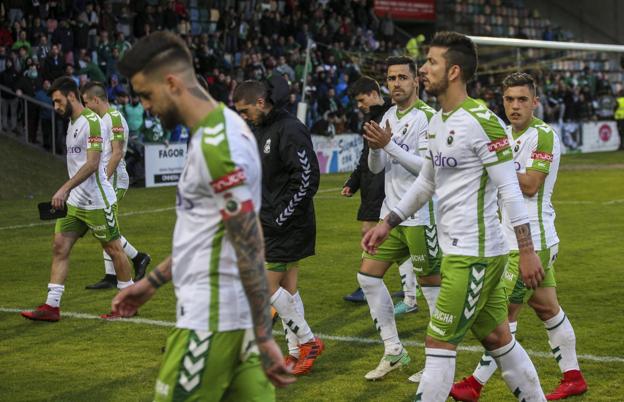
[531,150,553,162]
[211,168,246,193]
[487,137,510,152]
[88,136,103,144]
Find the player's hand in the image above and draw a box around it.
[341,186,353,197]
[363,120,392,149]
[51,187,69,210]
[257,338,296,388]
[361,222,391,254]
[518,251,544,289]
[111,279,157,317]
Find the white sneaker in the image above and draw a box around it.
[364,349,410,380]
[408,369,424,383]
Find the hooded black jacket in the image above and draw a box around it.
[255,107,320,262]
[344,101,390,221]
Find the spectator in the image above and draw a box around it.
[106,74,125,103]
[64,64,79,86]
[317,86,343,115]
[79,53,106,83]
[12,30,31,54]
[96,30,112,74]
[35,79,54,151]
[0,59,20,133]
[123,94,145,138]
[42,43,64,81]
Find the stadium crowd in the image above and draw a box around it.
[0,0,619,155]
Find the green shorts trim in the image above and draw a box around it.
[265,261,299,273]
[362,224,441,277]
[54,204,120,243]
[155,328,274,402]
[502,245,558,305]
[115,187,127,203]
[427,254,508,344]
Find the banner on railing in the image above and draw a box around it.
[374,0,435,21]
[551,121,620,154]
[144,143,187,187]
[312,134,363,174]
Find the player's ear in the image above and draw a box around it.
[165,73,183,96]
[448,65,461,82]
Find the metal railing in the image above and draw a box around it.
[0,84,59,155]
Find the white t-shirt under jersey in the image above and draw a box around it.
[502,117,560,251]
[172,103,262,332]
[369,99,437,226]
[65,108,116,209]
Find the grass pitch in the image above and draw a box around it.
[1,140,623,401]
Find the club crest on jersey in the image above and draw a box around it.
[514,142,520,152]
[402,124,408,135]
[263,139,271,154]
[531,150,553,162]
[487,137,510,152]
[447,130,455,146]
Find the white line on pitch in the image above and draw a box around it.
[2,307,622,364]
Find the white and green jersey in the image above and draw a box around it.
[66,108,116,210]
[172,103,261,333]
[502,117,560,251]
[102,107,130,190]
[375,99,437,226]
[427,97,513,257]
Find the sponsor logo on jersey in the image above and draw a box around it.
[66,146,82,154]
[211,168,246,193]
[88,136,103,144]
[111,126,124,133]
[514,161,522,171]
[431,151,458,168]
[487,137,510,152]
[531,151,553,162]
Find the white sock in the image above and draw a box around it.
[421,285,441,317]
[284,291,305,358]
[544,308,580,372]
[398,259,417,307]
[271,287,313,344]
[491,340,546,401]
[117,279,134,290]
[415,348,457,402]
[283,324,300,358]
[103,250,116,276]
[357,272,402,355]
[293,291,305,317]
[473,321,517,384]
[120,236,139,259]
[46,283,65,308]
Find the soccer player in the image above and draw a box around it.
[342,76,420,312]
[111,32,293,401]
[81,81,151,290]
[233,76,323,376]
[364,32,547,401]
[450,72,587,401]
[357,56,442,381]
[21,77,134,322]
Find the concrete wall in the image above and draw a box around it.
[525,0,624,44]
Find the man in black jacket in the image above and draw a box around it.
[234,76,324,376]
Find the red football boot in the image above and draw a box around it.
[546,370,588,400]
[21,304,60,322]
[450,375,483,402]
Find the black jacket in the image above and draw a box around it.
[256,108,320,262]
[344,101,390,221]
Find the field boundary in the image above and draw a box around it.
[3,307,623,364]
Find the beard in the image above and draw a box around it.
[424,75,449,97]
[61,102,73,119]
[158,103,184,130]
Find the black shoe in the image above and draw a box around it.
[343,287,366,302]
[85,274,118,290]
[132,252,151,281]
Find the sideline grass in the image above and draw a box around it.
[1,146,623,401]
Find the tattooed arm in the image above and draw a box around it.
[224,207,295,388]
[223,209,272,343]
[487,161,545,289]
